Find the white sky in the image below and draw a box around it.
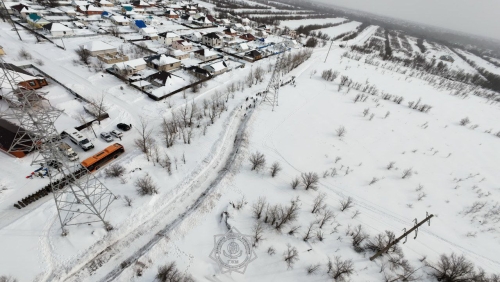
[312,0,500,40]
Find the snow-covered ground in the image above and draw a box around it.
[1,11,500,282]
[456,49,500,76]
[315,21,362,38]
[281,18,346,29]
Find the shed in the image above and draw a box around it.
[80,40,117,56]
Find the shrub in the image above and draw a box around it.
[105,164,126,178]
[135,174,158,196]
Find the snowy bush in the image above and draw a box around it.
[270,162,282,177]
[104,164,126,178]
[336,126,347,138]
[339,197,354,212]
[135,174,158,196]
[426,253,500,282]
[329,256,354,281]
[0,276,18,282]
[291,177,300,189]
[156,262,194,282]
[460,117,471,126]
[301,172,319,191]
[122,195,133,207]
[402,168,413,179]
[249,151,266,171]
[18,48,32,60]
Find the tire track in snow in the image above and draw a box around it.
[97,106,256,282]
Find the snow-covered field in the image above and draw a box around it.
[456,49,500,76]
[1,11,500,282]
[315,21,362,38]
[281,18,346,29]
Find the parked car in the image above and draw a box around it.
[47,160,62,169]
[117,123,131,131]
[110,130,123,138]
[100,132,113,142]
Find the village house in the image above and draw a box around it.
[234,42,249,53]
[440,55,455,63]
[111,15,129,25]
[193,16,212,27]
[172,40,192,52]
[76,4,103,15]
[112,58,147,76]
[194,48,219,62]
[185,31,202,42]
[11,4,40,18]
[165,10,178,18]
[223,28,237,36]
[0,119,34,158]
[168,48,189,60]
[202,32,223,47]
[130,19,147,31]
[157,31,181,45]
[239,33,256,41]
[27,14,50,29]
[245,50,263,60]
[218,18,231,26]
[288,30,297,39]
[180,14,193,23]
[95,0,113,7]
[140,27,158,39]
[144,54,181,72]
[203,61,227,76]
[80,40,117,56]
[132,0,150,8]
[42,22,74,37]
[147,71,176,87]
[0,63,48,90]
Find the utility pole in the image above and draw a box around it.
[370,212,434,261]
[324,39,334,63]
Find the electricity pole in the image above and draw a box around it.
[324,39,334,63]
[370,212,434,261]
[0,0,22,41]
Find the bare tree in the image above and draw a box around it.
[249,151,266,171]
[75,46,92,65]
[270,162,282,177]
[123,195,133,207]
[401,168,413,179]
[311,193,326,213]
[426,253,482,282]
[318,209,335,228]
[369,177,380,185]
[254,66,265,84]
[287,225,300,236]
[134,117,155,161]
[301,172,319,191]
[252,197,267,219]
[0,276,18,282]
[340,197,354,212]
[303,221,317,241]
[161,117,178,148]
[330,256,354,281]
[88,94,108,123]
[135,174,158,196]
[252,221,265,247]
[336,125,346,138]
[283,244,299,269]
[291,177,300,189]
[349,225,368,252]
[275,197,300,230]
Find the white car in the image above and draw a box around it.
[100,132,113,142]
[110,130,123,138]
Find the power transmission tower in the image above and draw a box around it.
[0,0,22,41]
[370,212,433,261]
[261,51,284,111]
[0,57,116,235]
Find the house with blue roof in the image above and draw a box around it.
[130,19,147,31]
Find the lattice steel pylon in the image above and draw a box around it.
[0,57,116,235]
[261,49,285,111]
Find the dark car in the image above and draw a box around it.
[117,123,131,131]
[47,160,62,169]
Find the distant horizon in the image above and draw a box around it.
[311,0,500,42]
